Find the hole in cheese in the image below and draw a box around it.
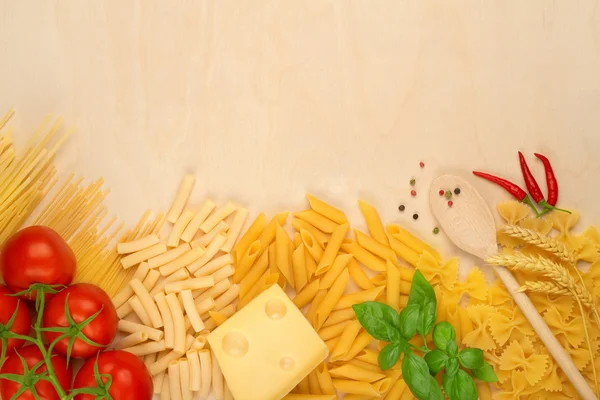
[265,298,287,320]
[279,356,295,371]
[222,331,249,358]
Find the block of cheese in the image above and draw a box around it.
[207,284,328,400]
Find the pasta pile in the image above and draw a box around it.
[110,175,249,400]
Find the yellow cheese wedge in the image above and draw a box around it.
[208,285,328,400]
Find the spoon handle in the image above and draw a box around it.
[492,264,597,400]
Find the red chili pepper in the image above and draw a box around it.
[534,153,558,206]
[472,171,540,215]
[518,152,570,215]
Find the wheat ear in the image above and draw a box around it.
[502,225,575,264]
[519,281,593,308]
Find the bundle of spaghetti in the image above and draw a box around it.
[0,110,69,245]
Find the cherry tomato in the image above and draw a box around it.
[0,345,72,400]
[73,350,153,400]
[0,226,76,300]
[0,285,31,356]
[43,284,118,359]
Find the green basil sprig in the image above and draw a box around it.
[352,269,497,400]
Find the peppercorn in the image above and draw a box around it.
[438,190,444,196]
[445,191,452,199]
[433,227,440,234]
[413,213,419,220]
[454,187,461,195]
[419,162,425,168]
[410,190,417,197]
[410,178,416,186]
[448,200,454,207]
[398,205,405,212]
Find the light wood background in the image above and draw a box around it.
[1,0,599,271]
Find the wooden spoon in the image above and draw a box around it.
[430,174,596,400]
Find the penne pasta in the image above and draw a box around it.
[224,384,234,400]
[293,232,303,247]
[123,340,166,356]
[114,331,148,350]
[291,218,329,247]
[292,243,308,291]
[329,363,386,382]
[190,221,229,249]
[301,229,324,263]
[167,174,195,224]
[238,271,279,309]
[165,276,214,294]
[221,208,249,253]
[181,290,205,332]
[330,319,362,362]
[199,350,212,398]
[187,233,227,274]
[292,279,320,309]
[118,320,164,341]
[338,330,374,362]
[275,223,294,286]
[232,213,266,264]
[239,250,269,298]
[334,286,386,310]
[160,373,170,400]
[200,202,236,233]
[130,278,163,328]
[319,253,352,289]
[112,262,150,308]
[149,244,191,269]
[354,229,396,263]
[341,242,386,272]
[118,234,160,254]
[149,351,183,376]
[213,284,240,311]
[316,223,349,275]
[331,379,381,397]
[386,233,419,268]
[386,260,401,311]
[322,308,356,328]
[315,363,336,395]
[386,379,408,400]
[306,193,347,225]
[347,258,375,290]
[387,224,441,262]
[121,243,168,269]
[204,305,236,331]
[181,200,216,243]
[166,293,186,354]
[168,208,195,247]
[212,351,224,399]
[358,200,388,246]
[187,350,201,391]
[256,212,289,256]
[356,349,379,366]
[232,240,261,283]
[178,359,192,400]
[268,242,286,288]
[304,246,317,280]
[296,376,310,394]
[294,210,337,233]
[283,395,337,400]
[313,269,349,330]
[371,273,387,286]
[305,289,327,323]
[128,296,152,325]
[325,337,340,353]
[159,246,206,277]
[194,279,232,304]
[318,320,351,341]
[168,360,183,400]
[308,369,322,394]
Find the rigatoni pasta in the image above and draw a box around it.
[118,234,160,254]
[199,350,212,398]
[200,202,236,233]
[129,278,163,328]
[187,233,227,274]
[190,221,229,249]
[148,243,190,269]
[121,243,167,269]
[118,320,164,341]
[168,208,195,247]
[187,350,201,391]
[181,199,216,243]
[165,293,186,354]
[166,174,195,224]
[181,290,205,332]
[159,246,206,276]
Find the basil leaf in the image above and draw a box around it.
[353,302,401,342]
[432,321,456,351]
[446,357,459,377]
[399,304,420,340]
[424,349,448,375]
[402,352,444,400]
[472,361,498,383]
[444,370,478,400]
[408,270,436,307]
[446,341,458,357]
[458,348,484,370]
[378,342,401,371]
[417,299,437,336]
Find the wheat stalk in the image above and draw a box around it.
[502,225,575,264]
[487,253,594,307]
[519,281,593,308]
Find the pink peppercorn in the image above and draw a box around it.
[438,190,444,196]
[411,190,417,197]
[420,161,425,168]
[448,200,454,207]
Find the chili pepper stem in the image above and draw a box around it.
[522,195,541,217]
[538,199,572,215]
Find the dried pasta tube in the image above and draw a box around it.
[130,278,163,328]
[347,258,375,290]
[187,233,228,274]
[150,268,190,297]
[181,200,216,242]
[316,223,349,275]
[167,360,183,400]
[313,269,349,330]
[318,320,351,341]
[315,363,336,395]
[186,350,201,391]
[331,379,380,397]
[308,370,321,394]
[200,202,236,233]
[123,340,166,356]
[194,279,232,304]
[239,249,268,298]
[193,254,233,277]
[292,243,308,291]
[386,259,401,311]
[341,242,386,272]
[334,286,385,310]
[212,351,224,399]
[306,193,348,224]
[165,276,214,294]
[121,243,168,269]
[191,221,229,249]
[166,293,186,354]
[118,234,160,254]
[233,213,266,263]
[149,351,183,376]
[232,240,261,283]
[127,296,152,325]
[301,229,324,263]
[154,293,175,348]
[159,246,206,277]
[358,200,388,246]
[114,332,148,350]
[167,174,195,224]
[153,370,165,394]
[322,308,356,328]
[198,350,212,398]
[221,208,249,252]
[118,320,163,341]
[168,209,195,247]
[275,223,294,286]
[292,218,329,247]
[178,359,192,400]
[160,373,170,400]
[149,244,191,269]
[356,349,379,365]
[319,253,352,289]
[340,330,373,362]
[329,363,386,382]
[204,264,234,284]
[191,336,207,350]
[294,209,337,233]
[112,262,150,308]
[181,290,205,332]
[213,284,240,311]
[305,290,327,323]
[292,279,320,309]
[224,383,234,400]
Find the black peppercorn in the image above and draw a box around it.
[413,213,419,220]
[454,187,461,195]
[398,205,405,212]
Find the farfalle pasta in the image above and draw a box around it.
[499,340,548,386]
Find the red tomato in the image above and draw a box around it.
[43,284,118,359]
[73,350,153,400]
[0,226,76,299]
[0,285,32,355]
[0,345,72,400]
